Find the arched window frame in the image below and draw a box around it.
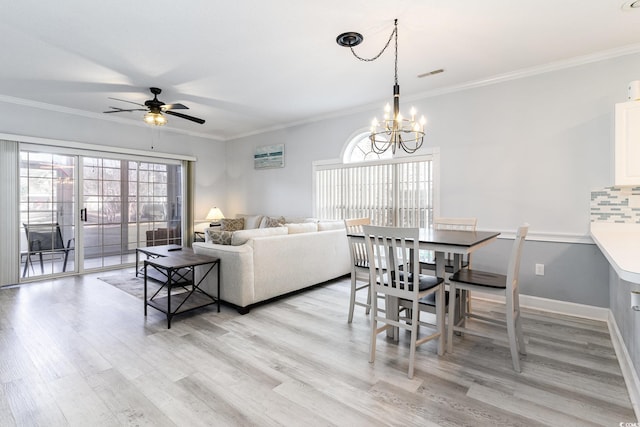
[340,129,393,164]
[313,130,440,227]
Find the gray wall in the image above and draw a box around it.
[222,52,640,308]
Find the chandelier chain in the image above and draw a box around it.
[349,20,398,67]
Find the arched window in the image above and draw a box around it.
[342,131,392,164]
[315,130,437,227]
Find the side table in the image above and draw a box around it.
[144,250,220,328]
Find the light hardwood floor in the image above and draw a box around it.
[0,270,635,426]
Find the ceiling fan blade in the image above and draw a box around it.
[103,107,147,113]
[108,97,146,107]
[162,103,188,111]
[165,110,205,124]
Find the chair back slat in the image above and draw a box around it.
[433,217,477,264]
[345,218,371,267]
[433,217,477,231]
[363,225,421,299]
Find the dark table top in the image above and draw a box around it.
[417,229,500,247]
[144,250,219,269]
[348,228,500,248]
[137,244,189,257]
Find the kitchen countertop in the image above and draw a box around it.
[590,222,640,283]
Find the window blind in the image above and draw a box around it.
[314,156,434,227]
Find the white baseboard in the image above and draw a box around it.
[474,292,639,421]
[473,292,610,321]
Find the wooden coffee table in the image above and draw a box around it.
[139,245,220,328]
[136,244,185,279]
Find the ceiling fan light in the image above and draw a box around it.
[155,114,167,126]
[144,112,167,126]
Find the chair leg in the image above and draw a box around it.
[348,273,357,323]
[63,250,70,272]
[514,295,527,355]
[436,285,445,356]
[365,282,371,315]
[22,254,29,278]
[447,283,457,354]
[506,302,521,372]
[38,252,44,274]
[407,299,419,379]
[369,291,378,364]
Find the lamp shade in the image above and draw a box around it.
[205,207,225,221]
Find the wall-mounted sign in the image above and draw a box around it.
[254,144,284,169]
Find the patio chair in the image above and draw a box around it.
[23,223,74,277]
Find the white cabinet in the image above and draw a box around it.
[615,101,640,185]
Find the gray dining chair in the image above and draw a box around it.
[363,225,445,379]
[447,224,529,372]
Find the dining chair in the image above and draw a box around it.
[420,217,477,314]
[420,217,477,273]
[344,217,373,322]
[447,224,529,372]
[363,225,445,379]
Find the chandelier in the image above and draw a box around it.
[337,19,426,154]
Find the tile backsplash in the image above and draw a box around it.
[591,186,640,223]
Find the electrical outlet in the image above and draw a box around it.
[535,264,545,276]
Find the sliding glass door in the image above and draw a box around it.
[19,147,183,279]
[81,157,183,270]
[19,152,76,278]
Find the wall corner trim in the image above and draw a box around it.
[608,311,640,422]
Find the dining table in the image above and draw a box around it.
[347,227,501,339]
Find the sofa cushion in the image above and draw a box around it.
[317,220,346,231]
[231,227,288,246]
[236,214,263,230]
[220,217,245,232]
[206,229,233,245]
[260,216,286,228]
[284,216,318,224]
[286,222,318,234]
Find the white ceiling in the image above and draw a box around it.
[1,0,640,141]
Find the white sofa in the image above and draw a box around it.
[192,218,350,313]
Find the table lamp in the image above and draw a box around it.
[206,207,225,226]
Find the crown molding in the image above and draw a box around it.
[405,42,640,102]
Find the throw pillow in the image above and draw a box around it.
[206,229,233,245]
[236,214,263,229]
[220,217,244,232]
[261,216,285,228]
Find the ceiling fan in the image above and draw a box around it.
[103,87,205,125]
